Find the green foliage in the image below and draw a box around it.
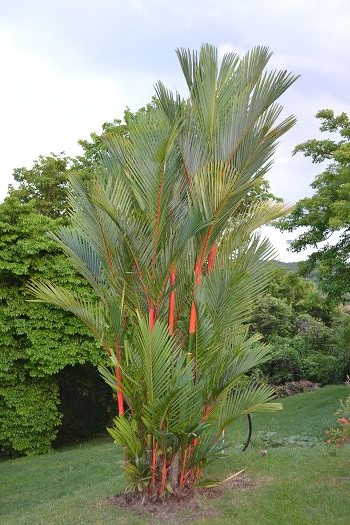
[8,154,72,218]
[325,382,350,447]
[268,265,314,307]
[264,336,304,384]
[332,309,350,359]
[29,44,297,494]
[264,337,347,386]
[278,109,350,301]
[0,196,103,455]
[0,378,61,456]
[296,313,333,352]
[301,353,346,385]
[252,295,296,338]
[252,264,350,385]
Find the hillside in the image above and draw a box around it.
[1,385,349,525]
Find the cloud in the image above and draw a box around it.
[261,225,315,263]
[129,0,145,11]
[0,30,157,198]
[0,1,349,261]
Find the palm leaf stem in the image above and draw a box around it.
[155,272,169,317]
[83,317,124,415]
[168,263,176,335]
[150,438,158,494]
[179,449,186,491]
[196,224,213,285]
[207,244,217,272]
[95,212,119,290]
[179,144,191,186]
[149,303,156,330]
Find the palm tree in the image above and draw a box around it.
[29,44,298,497]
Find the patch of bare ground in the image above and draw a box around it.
[106,471,263,524]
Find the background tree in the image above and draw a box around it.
[0,196,109,456]
[278,109,350,301]
[251,264,349,385]
[8,154,72,219]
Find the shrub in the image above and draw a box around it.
[325,379,350,447]
[274,380,319,398]
[0,379,61,456]
[252,295,296,339]
[296,313,332,353]
[263,336,304,384]
[301,353,346,385]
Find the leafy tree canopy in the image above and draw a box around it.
[0,196,104,455]
[278,109,350,301]
[8,154,72,219]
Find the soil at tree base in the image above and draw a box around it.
[106,475,258,523]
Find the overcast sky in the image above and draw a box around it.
[0,0,349,260]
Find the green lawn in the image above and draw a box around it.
[1,385,350,525]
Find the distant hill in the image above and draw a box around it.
[273,260,319,286]
[275,261,300,273]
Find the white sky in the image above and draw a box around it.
[0,0,349,261]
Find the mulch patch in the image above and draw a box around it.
[106,473,256,524]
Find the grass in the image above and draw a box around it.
[1,385,350,525]
[231,383,349,444]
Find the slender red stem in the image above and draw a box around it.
[155,273,169,317]
[149,303,156,331]
[158,448,168,496]
[133,256,150,307]
[196,225,213,284]
[168,264,176,336]
[189,227,214,337]
[204,404,213,418]
[189,301,197,334]
[115,367,125,415]
[194,465,201,482]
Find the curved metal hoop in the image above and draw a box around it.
[242,413,252,452]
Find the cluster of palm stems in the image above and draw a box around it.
[30,44,298,497]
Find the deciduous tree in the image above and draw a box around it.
[278,110,350,301]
